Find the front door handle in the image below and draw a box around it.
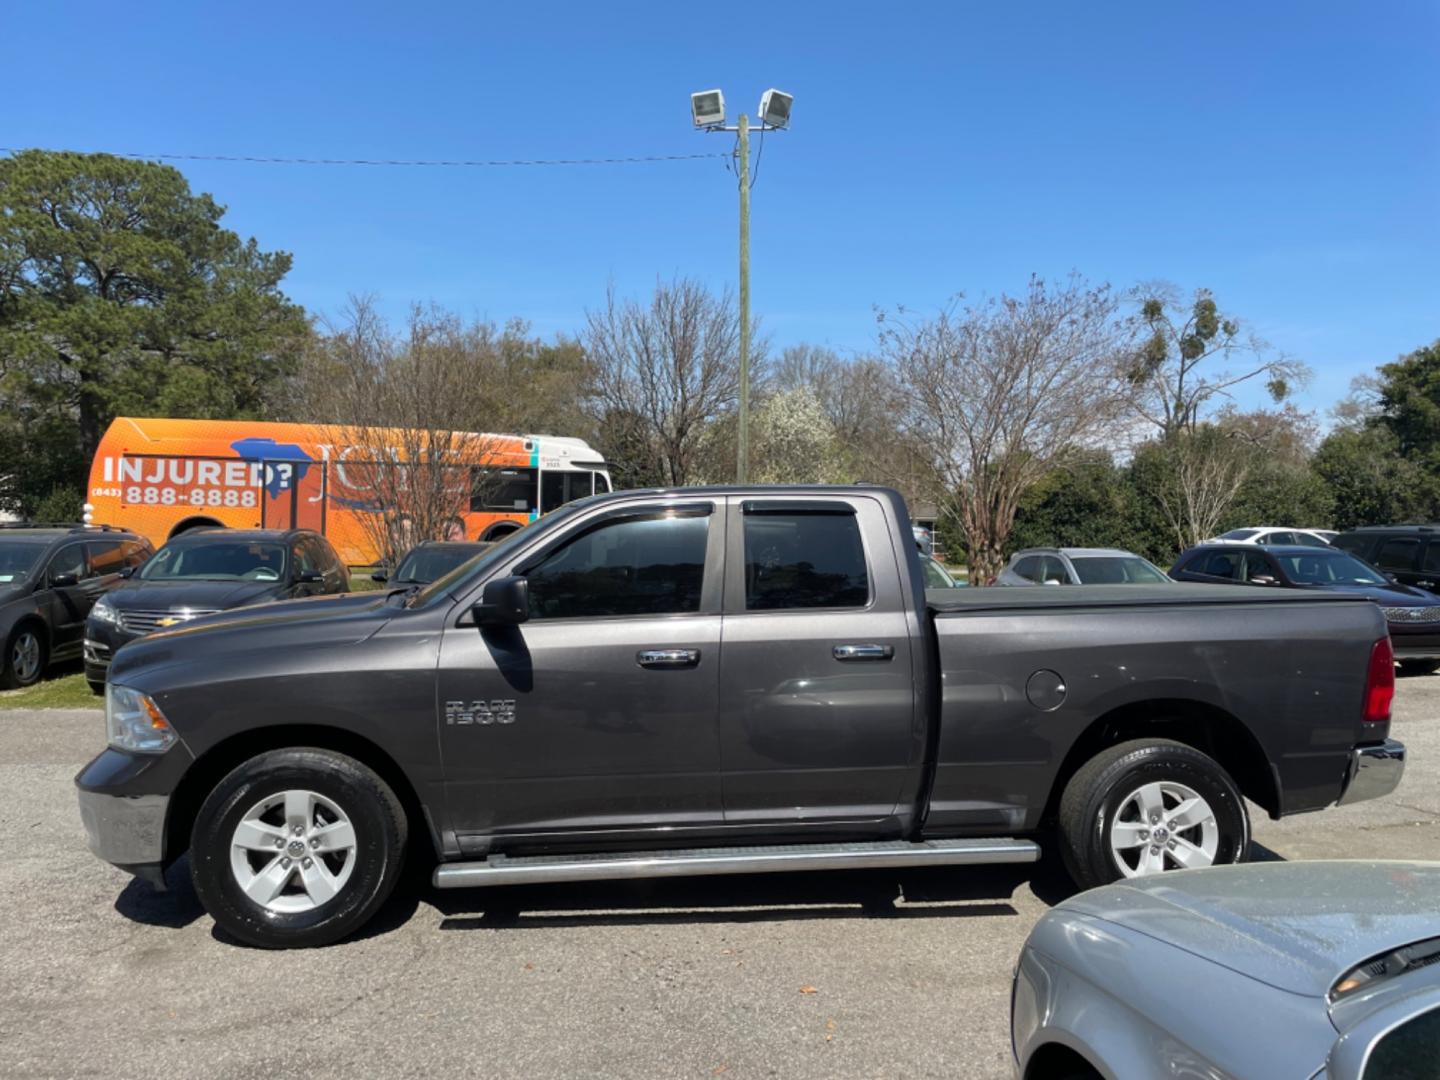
[833,643,894,662]
[637,648,701,669]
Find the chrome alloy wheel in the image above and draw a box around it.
[11,630,41,684]
[1108,780,1219,877]
[229,790,358,913]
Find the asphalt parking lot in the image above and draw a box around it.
[1,684,1436,1080]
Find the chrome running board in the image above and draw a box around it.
[432,837,1040,889]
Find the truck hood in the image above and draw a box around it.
[1060,861,1440,997]
[108,591,395,683]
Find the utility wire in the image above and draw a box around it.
[0,146,728,168]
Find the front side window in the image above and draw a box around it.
[1275,552,1387,585]
[744,511,869,611]
[141,541,288,582]
[1038,556,1069,584]
[525,512,709,619]
[46,544,89,582]
[473,467,538,513]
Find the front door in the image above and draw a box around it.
[40,541,101,659]
[716,496,921,828]
[437,500,725,847]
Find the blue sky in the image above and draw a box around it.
[7,2,1437,416]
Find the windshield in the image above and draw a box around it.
[0,542,47,584]
[1219,529,1259,541]
[1071,556,1170,584]
[393,545,489,584]
[1274,551,1388,586]
[922,556,956,588]
[140,541,288,582]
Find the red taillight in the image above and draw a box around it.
[1364,637,1395,724]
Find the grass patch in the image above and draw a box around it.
[0,666,100,710]
[350,573,385,593]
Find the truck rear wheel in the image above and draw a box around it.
[1057,739,1249,890]
[190,747,407,948]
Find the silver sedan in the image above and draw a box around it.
[1012,861,1440,1079]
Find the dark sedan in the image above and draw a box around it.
[1171,542,1440,675]
[372,540,491,587]
[84,528,349,692]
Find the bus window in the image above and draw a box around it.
[472,467,537,513]
[540,471,596,512]
[595,473,611,493]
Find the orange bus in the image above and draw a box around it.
[83,417,612,566]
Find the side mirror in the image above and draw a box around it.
[1042,578,1062,586]
[371,570,389,583]
[119,566,136,579]
[474,575,529,627]
[50,572,79,588]
[296,569,324,585]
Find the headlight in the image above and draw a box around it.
[106,684,177,754]
[90,595,120,627]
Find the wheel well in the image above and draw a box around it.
[165,725,432,863]
[481,522,520,541]
[1042,698,1279,826]
[1025,1042,1101,1080]
[169,516,225,539]
[6,614,49,650]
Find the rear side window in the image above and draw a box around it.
[1376,538,1421,572]
[87,540,127,576]
[1332,534,1370,557]
[1012,556,1041,582]
[1191,550,1242,580]
[120,540,151,568]
[525,512,709,619]
[744,511,869,610]
[1037,556,1069,583]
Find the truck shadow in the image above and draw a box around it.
[112,854,206,930]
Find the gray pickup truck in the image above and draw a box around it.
[76,486,1407,948]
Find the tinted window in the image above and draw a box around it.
[141,541,287,581]
[473,467,537,513]
[0,542,48,583]
[1423,543,1440,574]
[1273,551,1387,585]
[1332,534,1370,557]
[1012,556,1041,582]
[1243,552,1278,582]
[120,540,151,568]
[1376,538,1422,572]
[47,543,89,582]
[1038,556,1069,583]
[526,513,709,619]
[1191,550,1242,579]
[1294,531,1332,548]
[87,540,127,576]
[744,512,869,610]
[1262,531,1297,545]
[1071,557,1169,584]
[1363,1006,1440,1080]
[1218,529,1258,541]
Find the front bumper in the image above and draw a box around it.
[75,744,193,890]
[82,618,143,682]
[1386,624,1440,660]
[1337,740,1406,806]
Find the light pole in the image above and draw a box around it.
[691,88,793,483]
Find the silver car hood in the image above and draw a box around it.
[1059,861,1440,997]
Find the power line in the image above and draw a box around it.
[0,146,729,168]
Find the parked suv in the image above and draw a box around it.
[0,524,154,688]
[998,547,1170,586]
[84,528,348,692]
[1171,542,1440,675]
[1332,525,1440,596]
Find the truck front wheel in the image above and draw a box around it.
[1057,739,1249,890]
[190,748,408,948]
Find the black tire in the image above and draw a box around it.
[190,747,407,949]
[1057,738,1249,891]
[1398,659,1440,677]
[0,622,47,689]
[87,679,105,696]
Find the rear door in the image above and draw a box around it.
[437,499,725,844]
[716,495,920,827]
[1174,548,1245,584]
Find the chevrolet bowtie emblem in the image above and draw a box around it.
[157,617,179,627]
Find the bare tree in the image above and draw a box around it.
[883,276,1130,585]
[1137,426,1251,551]
[298,297,507,565]
[1123,282,1309,439]
[584,277,747,486]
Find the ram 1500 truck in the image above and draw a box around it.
[76,486,1407,948]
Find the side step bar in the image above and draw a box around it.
[433,837,1040,889]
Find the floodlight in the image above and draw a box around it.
[691,89,726,128]
[758,89,793,129]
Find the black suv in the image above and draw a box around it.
[1171,542,1440,674]
[1332,526,1440,596]
[84,528,348,692]
[0,525,154,688]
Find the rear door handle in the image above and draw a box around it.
[833,643,894,662]
[637,648,701,669]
